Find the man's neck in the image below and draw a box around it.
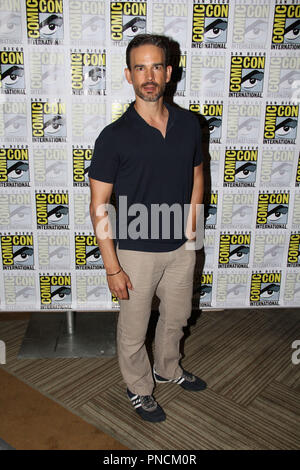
[134,97,167,124]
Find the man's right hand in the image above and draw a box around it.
[107,269,133,300]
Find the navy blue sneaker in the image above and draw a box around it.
[127,388,166,422]
[153,367,207,391]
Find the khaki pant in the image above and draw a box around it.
[116,242,196,396]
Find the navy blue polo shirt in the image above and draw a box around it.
[88,101,203,252]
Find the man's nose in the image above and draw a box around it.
[146,67,155,81]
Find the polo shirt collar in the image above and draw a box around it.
[126,100,175,133]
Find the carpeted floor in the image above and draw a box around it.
[1,308,300,450]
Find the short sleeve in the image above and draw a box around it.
[88,127,120,183]
[193,116,204,167]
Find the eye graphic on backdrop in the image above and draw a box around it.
[260,283,280,299]
[241,70,264,91]
[165,18,186,36]
[83,67,105,87]
[279,71,300,89]
[271,163,292,182]
[199,285,212,302]
[5,115,26,135]
[43,115,65,135]
[227,284,245,298]
[267,204,288,223]
[229,245,249,263]
[47,205,68,224]
[122,17,146,38]
[42,66,62,87]
[1,66,24,87]
[284,19,300,42]
[203,70,224,88]
[264,245,283,261]
[45,161,66,179]
[275,118,297,137]
[86,247,102,263]
[7,161,29,181]
[10,206,31,224]
[244,19,267,42]
[39,14,63,37]
[205,205,217,221]
[204,19,227,41]
[238,118,259,136]
[51,286,71,302]
[235,162,256,182]
[0,13,21,38]
[207,117,222,134]
[49,246,68,261]
[232,205,252,222]
[16,287,35,299]
[13,247,33,264]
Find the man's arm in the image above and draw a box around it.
[186,162,204,241]
[89,177,133,299]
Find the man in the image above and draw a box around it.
[89,34,206,423]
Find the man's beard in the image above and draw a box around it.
[134,81,166,102]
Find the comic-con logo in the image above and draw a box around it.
[227,102,261,144]
[256,192,289,229]
[250,271,281,306]
[284,272,300,304]
[71,51,106,95]
[4,274,36,307]
[296,153,300,187]
[72,101,105,143]
[197,272,213,307]
[253,233,286,268]
[73,147,92,187]
[268,55,300,99]
[76,273,109,306]
[287,232,300,267]
[232,2,270,48]
[190,53,225,98]
[223,148,257,188]
[69,1,105,45]
[110,1,147,43]
[31,100,66,142]
[0,147,29,187]
[1,234,34,270]
[0,101,27,142]
[271,3,300,49]
[205,191,217,229]
[216,273,248,305]
[29,51,65,94]
[221,191,254,229]
[263,104,298,144]
[38,233,70,269]
[218,232,250,268]
[260,148,295,188]
[192,0,228,48]
[35,191,69,229]
[152,2,188,46]
[189,101,222,143]
[26,0,64,44]
[75,234,104,269]
[229,53,265,97]
[33,147,67,187]
[0,2,22,43]
[0,50,25,94]
[40,274,71,308]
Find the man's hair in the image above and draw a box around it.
[126,34,170,70]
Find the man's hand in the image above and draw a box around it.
[107,269,133,300]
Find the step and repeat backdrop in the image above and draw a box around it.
[0,0,299,312]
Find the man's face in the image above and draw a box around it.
[125,44,172,102]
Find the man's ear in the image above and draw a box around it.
[124,67,133,85]
[166,65,172,84]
